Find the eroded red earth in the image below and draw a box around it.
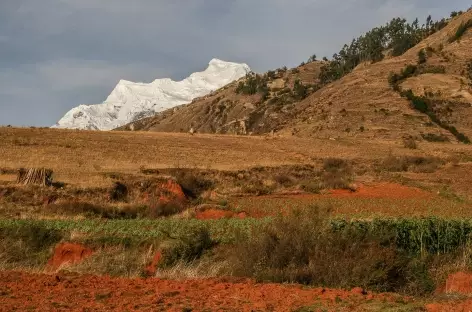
[0,271,409,312]
[47,243,93,270]
[195,208,247,220]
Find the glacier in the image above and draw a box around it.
[52,59,251,130]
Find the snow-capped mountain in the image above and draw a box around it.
[52,59,251,130]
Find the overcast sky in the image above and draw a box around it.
[0,0,469,126]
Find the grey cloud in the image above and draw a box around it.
[0,0,469,126]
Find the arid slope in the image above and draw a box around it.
[120,11,472,142]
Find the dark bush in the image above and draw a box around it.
[228,211,434,294]
[418,49,427,64]
[381,156,443,173]
[109,182,128,202]
[321,158,353,189]
[149,200,184,218]
[0,224,63,267]
[47,201,148,219]
[421,133,450,142]
[171,170,214,198]
[160,227,216,267]
[292,79,308,100]
[449,19,472,43]
[419,65,446,74]
[273,174,294,187]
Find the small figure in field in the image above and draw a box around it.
[189,127,195,135]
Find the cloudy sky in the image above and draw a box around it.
[0,0,469,126]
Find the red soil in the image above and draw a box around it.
[47,243,93,270]
[255,183,429,200]
[426,300,472,312]
[158,179,186,203]
[144,251,162,276]
[436,271,472,294]
[327,183,430,199]
[426,272,472,312]
[0,271,407,312]
[195,208,247,220]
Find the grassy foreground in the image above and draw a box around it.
[3,213,472,296]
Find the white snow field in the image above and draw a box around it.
[52,59,250,130]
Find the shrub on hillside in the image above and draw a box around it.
[422,65,446,74]
[171,169,214,198]
[449,19,472,42]
[418,49,427,64]
[236,73,269,98]
[273,174,295,187]
[380,155,443,173]
[421,133,450,142]
[292,79,308,100]
[160,227,216,268]
[321,158,353,189]
[109,182,128,202]
[0,224,63,268]
[47,201,184,219]
[228,210,434,294]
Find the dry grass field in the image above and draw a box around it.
[1,126,471,186]
[0,126,471,221]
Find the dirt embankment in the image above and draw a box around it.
[0,271,410,312]
[47,243,93,270]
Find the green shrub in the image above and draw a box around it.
[236,73,269,96]
[397,87,470,144]
[449,19,472,42]
[160,227,216,267]
[419,65,446,74]
[109,182,128,202]
[321,158,353,189]
[418,49,427,64]
[229,211,435,294]
[273,174,294,187]
[421,133,450,142]
[0,224,63,268]
[380,156,443,173]
[292,79,308,100]
[171,170,214,198]
[300,180,322,194]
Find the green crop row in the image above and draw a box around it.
[2,217,472,255]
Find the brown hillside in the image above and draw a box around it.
[119,11,472,143]
[282,10,472,141]
[117,61,325,134]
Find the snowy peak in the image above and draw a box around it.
[52,59,250,130]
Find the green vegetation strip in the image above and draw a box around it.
[2,217,472,255]
[0,218,270,244]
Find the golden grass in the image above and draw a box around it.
[1,127,471,188]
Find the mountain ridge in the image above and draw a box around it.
[52,58,250,130]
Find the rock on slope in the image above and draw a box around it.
[52,59,250,130]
